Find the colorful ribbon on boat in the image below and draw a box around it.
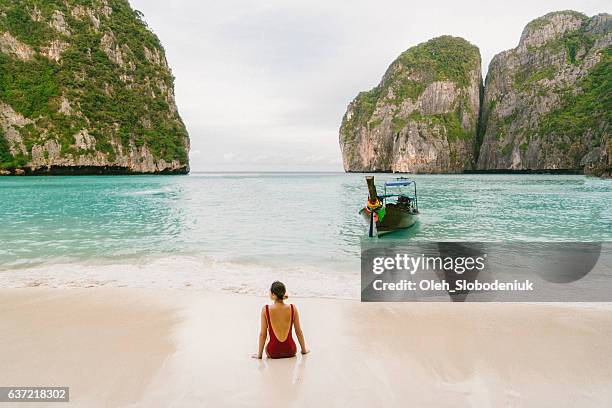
[364,197,385,222]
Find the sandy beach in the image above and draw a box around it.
[1,288,612,407]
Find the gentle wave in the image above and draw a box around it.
[0,254,360,299]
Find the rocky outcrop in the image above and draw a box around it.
[0,0,189,175]
[477,11,610,176]
[340,11,610,177]
[0,32,36,61]
[339,36,482,173]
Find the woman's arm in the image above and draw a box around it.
[252,307,267,359]
[293,306,309,354]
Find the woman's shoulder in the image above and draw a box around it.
[263,303,298,310]
[264,303,297,310]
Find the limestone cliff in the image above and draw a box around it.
[339,36,482,173]
[477,11,610,176]
[340,12,610,177]
[0,0,189,175]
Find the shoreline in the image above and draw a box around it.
[0,165,189,176]
[345,169,610,177]
[0,255,361,300]
[3,255,612,306]
[2,170,610,177]
[2,287,612,407]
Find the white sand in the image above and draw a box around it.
[1,288,612,407]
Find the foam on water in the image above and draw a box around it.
[0,254,360,299]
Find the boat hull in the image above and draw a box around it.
[359,206,418,236]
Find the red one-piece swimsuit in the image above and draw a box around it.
[265,304,297,359]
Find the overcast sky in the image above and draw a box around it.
[129,0,609,172]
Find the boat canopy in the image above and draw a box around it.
[385,180,414,187]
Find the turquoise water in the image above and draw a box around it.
[1,173,610,297]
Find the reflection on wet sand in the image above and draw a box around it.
[257,354,308,402]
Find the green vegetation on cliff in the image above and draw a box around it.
[0,0,188,171]
[539,46,611,143]
[403,110,473,142]
[341,10,609,175]
[341,36,480,139]
[396,36,480,87]
[0,127,13,166]
[476,11,610,175]
[340,36,481,173]
[524,10,588,32]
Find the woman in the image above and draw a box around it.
[252,281,309,359]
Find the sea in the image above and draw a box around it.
[1,173,610,299]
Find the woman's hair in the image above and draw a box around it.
[270,281,287,300]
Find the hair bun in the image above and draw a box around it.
[270,281,287,300]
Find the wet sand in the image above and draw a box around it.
[1,288,612,407]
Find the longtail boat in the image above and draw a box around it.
[359,176,419,237]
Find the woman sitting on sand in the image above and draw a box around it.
[252,281,309,359]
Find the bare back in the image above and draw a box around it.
[267,303,293,342]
